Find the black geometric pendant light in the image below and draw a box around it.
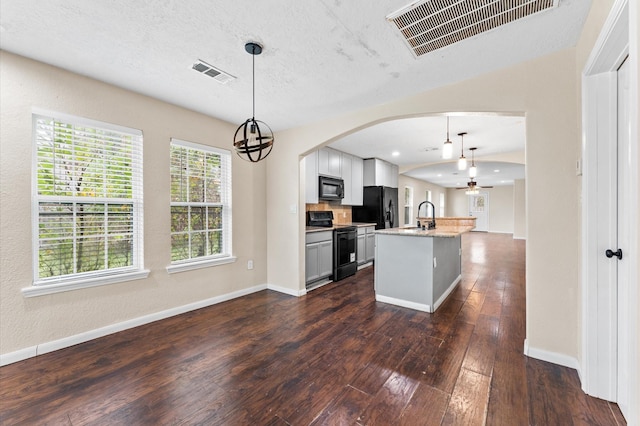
[233,42,274,162]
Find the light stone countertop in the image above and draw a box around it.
[374,226,475,238]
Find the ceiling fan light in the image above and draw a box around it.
[442,140,453,159]
[458,156,467,170]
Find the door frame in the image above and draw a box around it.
[581,0,638,422]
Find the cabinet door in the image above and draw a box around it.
[341,153,353,205]
[305,243,320,282]
[389,163,399,188]
[365,230,376,262]
[357,234,365,264]
[318,240,333,278]
[376,160,390,187]
[351,156,363,206]
[318,147,341,177]
[304,151,318,204]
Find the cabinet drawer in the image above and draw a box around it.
[306,230,333,244]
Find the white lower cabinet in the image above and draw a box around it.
[357,226,376,265]
[357,231,366,265]
[305,231,333,284]
[365,227,376,262]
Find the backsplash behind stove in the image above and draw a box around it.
[305,201,352,225]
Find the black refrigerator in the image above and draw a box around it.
[352,186,399,230]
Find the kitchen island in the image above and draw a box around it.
[374,225,474,313]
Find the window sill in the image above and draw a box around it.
[166,256,237,274]
[22,270,151,298]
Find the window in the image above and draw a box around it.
[404,186,413,226]
[439,193,445,217]
[31,111,145,294]
[168,139,232,271]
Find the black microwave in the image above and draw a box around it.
[319,176,344,200]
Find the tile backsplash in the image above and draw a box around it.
[306,201,352,224]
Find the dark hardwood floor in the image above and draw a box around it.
[1,233,626,425]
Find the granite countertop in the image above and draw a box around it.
[305,222,377,233]
[374,225,475,238]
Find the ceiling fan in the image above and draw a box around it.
[456,178,493,193]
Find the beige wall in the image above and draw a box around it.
[513,179,526,239]
[446,186,515,234]
[397,175,446,226]
[0,52,268,355]
[267,47,585,360]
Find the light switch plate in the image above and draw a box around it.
[433,257,437,268]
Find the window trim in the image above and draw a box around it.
[30,109,145,296]
[169,138,232,268]
[22,269,150,298]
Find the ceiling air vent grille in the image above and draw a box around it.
[192,60,236,84]
[387,0,558,58]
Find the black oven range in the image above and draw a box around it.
[306,211,357,282]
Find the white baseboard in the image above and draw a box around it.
[267,283,306,297]
[376,294,431,313]
[524,339,581,372]
[0,283,269,367]
[0,346,38,367]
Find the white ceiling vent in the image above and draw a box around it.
[192,60,236,84]
[387,0,558,58]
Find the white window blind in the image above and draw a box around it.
[33,113,144,285]
[170,139,232,264]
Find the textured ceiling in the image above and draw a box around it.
[0,0,591,187]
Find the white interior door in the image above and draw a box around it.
[615,56,630,420]
[468,193,488,232]
[582,3,636,424]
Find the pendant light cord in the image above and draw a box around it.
[252,46,255,120]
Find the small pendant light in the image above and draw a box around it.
[457,132,467,170]
[442,116,453,159]
[469,147,477,178]
[233,42,274,162]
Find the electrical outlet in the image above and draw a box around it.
[247,260,254,270]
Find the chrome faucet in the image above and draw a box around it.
[417,201,436,230]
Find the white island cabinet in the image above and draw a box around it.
[374,226,472,313]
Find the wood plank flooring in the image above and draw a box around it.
[0,233,626,425]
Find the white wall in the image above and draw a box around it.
[513,179,526,239]
[0,52,268,356]
[446,185,515,234]
[397,175,447,227]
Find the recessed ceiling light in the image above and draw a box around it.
[437,174,442,177]
[392,151,400,156]
[494,169,500,173]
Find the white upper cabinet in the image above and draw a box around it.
[340,153,364,206]
[305,148,364,206]
[318,147,341,178]
[363,158,399,188]
[351,156,364,205]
